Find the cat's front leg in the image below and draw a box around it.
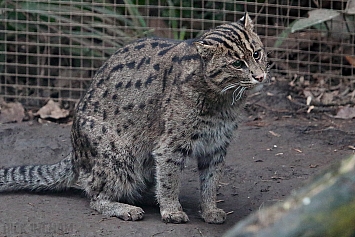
[198,152,227,224]
[153,144,189,224]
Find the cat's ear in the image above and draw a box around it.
[240,12,254,31]
[194,41,217,59]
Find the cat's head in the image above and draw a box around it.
[194,13,269,104]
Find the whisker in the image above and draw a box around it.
[221,83,238,93]
[235,87,246,101]
[231,86,246,105]
[231,86,241,105]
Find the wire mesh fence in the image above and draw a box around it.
[1,0,354,109]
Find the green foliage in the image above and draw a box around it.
[0,0,150,64]
[290,9,340,33]
[166,0,186,40]
[274,3,355,48]
[0,0,251,75]
[152,0,246,39]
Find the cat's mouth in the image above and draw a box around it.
[221,76,266,105]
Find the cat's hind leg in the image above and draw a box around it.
[90,196,144,221]
[76,137,146,221]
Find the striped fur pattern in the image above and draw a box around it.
[0,13,268,224]
[0,155,76,191]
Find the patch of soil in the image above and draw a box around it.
[0,80,354,237]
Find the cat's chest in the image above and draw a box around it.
[190,119,236,158]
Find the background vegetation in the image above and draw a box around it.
[0,0,354,109]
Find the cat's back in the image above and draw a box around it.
[94,38,199,91]
[74,37,203,137]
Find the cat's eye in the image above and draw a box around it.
[253,50,262,60]
[233,60,243,68]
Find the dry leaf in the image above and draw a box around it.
[0,99,25,123]
[269,131,281,137]
[294,148,303,153]
[334,105,355,119]
[307,105,315,113]
[346,0,355,14]
[320,92,334,105]
[303,90,313,99]
[35,99,69,119]
[303,89,314,105]
[345,55,355,66]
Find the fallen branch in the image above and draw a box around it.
[224,155,355,237]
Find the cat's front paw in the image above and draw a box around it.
[122,206,145,221]
[201,208,226,224]
[161,211,189,224]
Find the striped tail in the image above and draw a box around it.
[0,154,77,192]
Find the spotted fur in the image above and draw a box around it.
[0,13,268,224]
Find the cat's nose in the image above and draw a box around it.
[252,73,264,82]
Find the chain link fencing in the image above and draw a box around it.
[1,0,354,109]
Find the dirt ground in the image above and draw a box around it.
[0,80,354,237]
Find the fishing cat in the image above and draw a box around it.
[0,13,268,224]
